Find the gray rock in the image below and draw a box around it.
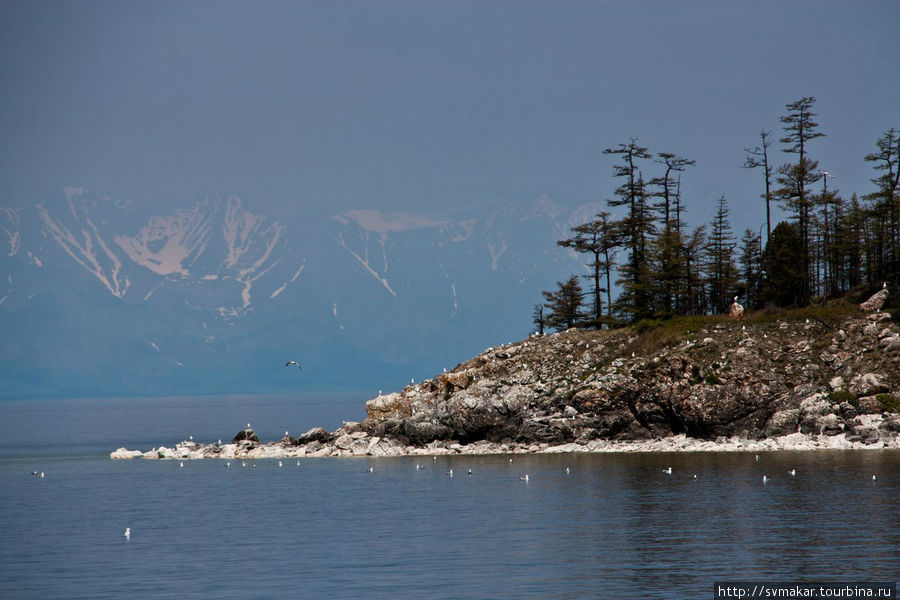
[763,409,800,436]
[296,427,333,444]
[849,373,888,397]
[232,427,260,444]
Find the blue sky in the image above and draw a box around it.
[2,0,897,234]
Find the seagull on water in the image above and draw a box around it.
[368,467,374,473]
[446,469,454,478]
[788,469,796,476]
[755,454,759,462]
[762,475,769,484]
[123,528,131,540]
[278,461,283,468]
[179,461,184,468]
[416,464,423,470]
[226,462,231,468]
[520,474,529,482]
[467,469,473,476]
[285,361,302,369]
[872,475,877,481]
[663,467,672,475]
[565,467,571,475]
[296,460,301,466]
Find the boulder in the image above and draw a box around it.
[763,409,800,437]
[110,447,143,459]
[848,373,888,397]
[296,427,333,445]
[232,427,260,444]
[859,288,888,312]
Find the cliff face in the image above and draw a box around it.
[362,309,900,448]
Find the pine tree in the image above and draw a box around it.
[542,276,586,331]
[743,129,775,240]
[738,228,763,309]
[705,195,738,314]
[650,152,694,314]
[532,303,545,335]
[557,211,618,328]
[776,97,826,304]
[864,128,900,283]
[604,138,655,320]
[761,221,804,307]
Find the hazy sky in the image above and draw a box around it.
[2,0,897,233]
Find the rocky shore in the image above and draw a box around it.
[112,307,900,460]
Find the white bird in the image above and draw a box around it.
[368,467,374,473]
[788,469,796,476]
[123,528,131,540]
[520,474,529,482]
[218,439,222,445]
[467,469,473,476]
[285,361,302,369]
[39,472,45,478]
[447,469,454,478]
[296,460,301,466]
[693,474,697,480]
[509,458,514,463]
[241,461,247,467]
[278,461,283,468]
[755,454,760,462]
[416,464,423,470]
[410,378,414,384]
[179,461,184,468]
[663,467,672,475]
[565,467,571,475]
[762,475,769,484]
[226,462,231,468]
[872,475,877,481]
[246,423,251,429]
[189,435,193,441]
[284,431,289,437]
[433,456,437,462]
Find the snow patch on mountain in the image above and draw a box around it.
[114,203,214,277]
[337,231,398,298]
[1,207,21,257]
[334,209,447,234]
[37,198,130,298]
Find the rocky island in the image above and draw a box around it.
[112,304,900,461]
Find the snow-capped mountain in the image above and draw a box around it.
[0,189,597,398]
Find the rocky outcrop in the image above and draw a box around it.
[357,309,900,449]
[111,308,900,460]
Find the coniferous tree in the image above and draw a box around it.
[650,152,694,314]
[705,195,738,314]
[743,129,775,240]
[532,303,545,335]
[864,128,900,283]
[739,228,763,309]
[604,138,655,320]
[761,221,804,307]
[776,97,826,304]
[542,276,586,331]
[557,212,618,328]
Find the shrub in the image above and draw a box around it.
[876,394,900,413]
[829,390,858,408]
[705,374,722,385]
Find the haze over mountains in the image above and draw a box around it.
[1,189,592,398]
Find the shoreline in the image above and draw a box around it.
[110,430,900,461]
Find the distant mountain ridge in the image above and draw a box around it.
[1,189,595,399]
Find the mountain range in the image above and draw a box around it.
[1,189,598,399]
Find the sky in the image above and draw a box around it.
[1,0,898,235]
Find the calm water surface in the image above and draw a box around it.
[1,395,898,599]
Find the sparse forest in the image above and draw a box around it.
[536,97,899,332]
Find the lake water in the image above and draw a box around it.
[1,395,898,599]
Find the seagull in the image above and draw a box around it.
[218,439,222,445]
[762,475,769,484]
[663,467,672,475]
[416,464,423,470]
[432,456,437,462]
[39,472,45,478]
[446,469,454,478]
[278,461,283,468]
[247,423,251,429]
[755,454,760,462]
[509,458,514,464]
[565,467,570,475]
[693,474,697,480]
[788,469,796,476]
[285,361,302,369]
[284,431,289,437]
[872,475,877,481]
[179,461,184,468]
[242,461,247,467]
[189,435,193,441]
[467,469,473,476]
[368,467,374,473]
[296,460,301,466]
[123,528,131,540]
[519,474,529,482]
[226,462,231,468]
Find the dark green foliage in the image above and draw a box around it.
[704,374,722,385]
[761,222,804,307]
[829,390,858,408]
[542,276,587,331]
[876,394,900,413]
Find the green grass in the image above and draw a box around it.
[876,394,900,413]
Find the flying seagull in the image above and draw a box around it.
[285,361,302,369]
